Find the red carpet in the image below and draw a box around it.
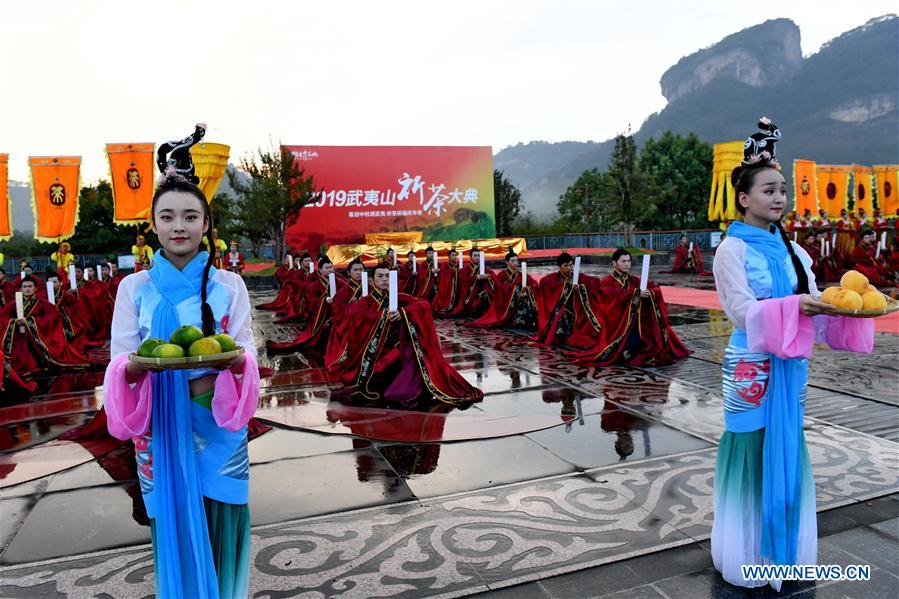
[660,285,898,334]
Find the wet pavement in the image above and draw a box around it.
[0,264,896,598]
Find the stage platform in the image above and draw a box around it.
[0,265,897,598]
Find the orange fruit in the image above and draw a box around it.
[170,325,204,349]
[840,270,869,294]
[831,289,863,310]
[861,290,887,311]
[820,286,840,304]
[152,343,185,358]
[864,284,878,294]
[188,337,222,357]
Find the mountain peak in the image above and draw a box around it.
[660,18,802,104]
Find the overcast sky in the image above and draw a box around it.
[1,0,894,183]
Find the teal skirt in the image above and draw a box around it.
[150,497,251,599]
[710,428,818,590]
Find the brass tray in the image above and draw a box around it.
[822,294,899,318]
[128,347,245,370]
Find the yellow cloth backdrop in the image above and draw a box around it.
[708,141,744,221]
[792,159,818,214]
[873,165,899,215]
[816,165,850,216]
[852,165,873,214]
[107,143,156,224]
[0,154,10,241]
[364,232,423,245]
[190,142,230,202]
[327,237,527,266]
[29,156,81,242]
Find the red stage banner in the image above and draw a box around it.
[282,146,495,253]
[0,154,10,241]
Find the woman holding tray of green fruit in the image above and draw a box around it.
[103,124,259,599]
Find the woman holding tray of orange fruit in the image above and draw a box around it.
[711,118,878,591]
[103,123,259,598]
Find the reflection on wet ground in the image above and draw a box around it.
[1,275,896,596]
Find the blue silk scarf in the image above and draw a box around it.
[148,251,220,598]
[727,221,804,566]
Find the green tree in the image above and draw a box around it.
[555,168,615,232]
[210,191,238,244]
[228,145,318,263]
[638,132,713,230]
[493,169,522,236]
[606,132,648,246]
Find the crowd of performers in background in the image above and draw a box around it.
[783,208,899,287]
[0,232,248,394]
[5,211,893,399]
[259,246,689,409]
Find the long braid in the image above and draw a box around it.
[774,220,810,295]
[200,212,216,337]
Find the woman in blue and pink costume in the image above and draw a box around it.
[711,118,874,590]
[103,124,260,598]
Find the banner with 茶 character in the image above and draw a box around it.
[106,143,155,224]
[282,145,495,252]
[29,156,81,242]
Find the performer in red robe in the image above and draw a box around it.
[416,247,438,300]
[467,251,538,331]
[565,249,689,367]
[802,230,824,282]
[856,207,870,228]
[532,253,578,346]
[257,255,296,311]
[225,240,246,275]
[324,259,366,368]
[274,253,314,322]
[665,236,706,274]
[0,345,36,394]
[267,258,344,356]
[872,210,890,250]
[446,248,494,319]
[0,276,93,377]
[55,267,104,351]
[834,209,854,267]
[385,248,398,270]
[784,211,798,235]
[849,229,896,287]
[328,263,483,408]
[108,262,125,300]
[399,251,419,295]
[432,248,462,315]
[796,209,813,243]
[79,267,113,340]
[812,209,829,228]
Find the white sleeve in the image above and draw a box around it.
[215,270,257,357]
[712,238,756,330]
[109,273,143,359]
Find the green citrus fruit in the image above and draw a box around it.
[137,338,166,357]
[170,325,204,349]
[152,343,185,359]
[188,337,222,357]
[212,334,238,353]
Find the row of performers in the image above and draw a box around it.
[0,267,124,393]
[784,208,896,250]
[799,228,899,287]
[39,233,247,279]
[259,249,689,391]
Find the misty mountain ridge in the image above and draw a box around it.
[496,14,899,219]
